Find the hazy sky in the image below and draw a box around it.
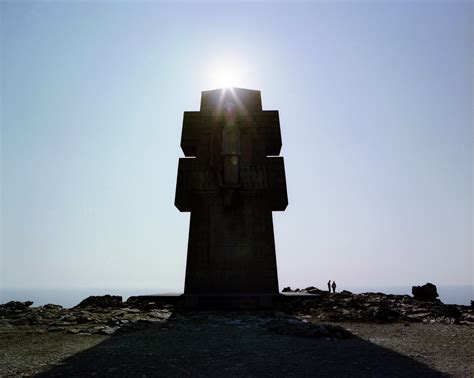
[1,1,472,291]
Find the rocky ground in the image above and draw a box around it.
[0,290,472,377]
[278,287,473,325]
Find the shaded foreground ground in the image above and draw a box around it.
[1,311,472,377]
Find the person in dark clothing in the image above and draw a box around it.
[327,280,331,292]
[331,281,337,293]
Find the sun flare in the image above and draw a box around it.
[213,66,242,88]
[206,56,250,90]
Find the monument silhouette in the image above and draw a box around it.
[175,88,288,307]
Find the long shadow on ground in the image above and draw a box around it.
[37,311,446,377]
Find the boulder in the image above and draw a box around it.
[372,307,403,323]
[75,295,123,308]
[438,304,461,320]
[41,304,63,311]
[282,287,293,293]
[0,301,33,311]
[412,283,439,301]
[304,286,325,294]
[264,318,352,339]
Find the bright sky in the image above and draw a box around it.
[1,1,472,291]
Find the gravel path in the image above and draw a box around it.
[330,321,473,377]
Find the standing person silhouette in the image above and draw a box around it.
[327,280,331,292]
[332,281,337,293]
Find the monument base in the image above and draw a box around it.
[182,294,278,310]
[128,292,320,310]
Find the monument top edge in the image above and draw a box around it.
[201,87,261,96]
[200,87,263,111]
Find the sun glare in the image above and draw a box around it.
[206,56,250,90]
[213,66,242,88]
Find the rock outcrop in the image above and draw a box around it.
[0,288,472,338]
[75,295,123,308]
[0,298,172,335]
[0,301,33,312]
[279,286,472,325]
[412,283,439,301]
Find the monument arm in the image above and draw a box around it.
[174,158,195,212]
[180,112,212,157]
[256,111,282,156]
[265,156,288,211]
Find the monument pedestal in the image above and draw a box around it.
[128,293,319,310]
[182,293,278,310]
[183,193,280,294]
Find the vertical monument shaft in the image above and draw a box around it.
[175,88,288,295]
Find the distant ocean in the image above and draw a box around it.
[0,285,472,308]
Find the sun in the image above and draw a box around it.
[213,66,242,88]
[206,56,249,89]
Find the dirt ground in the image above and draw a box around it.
[0,311,472,377]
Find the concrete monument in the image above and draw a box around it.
[175,88,288,306]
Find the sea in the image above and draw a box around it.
[0,285,472,308]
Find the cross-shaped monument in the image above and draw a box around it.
[175,88,288,307]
